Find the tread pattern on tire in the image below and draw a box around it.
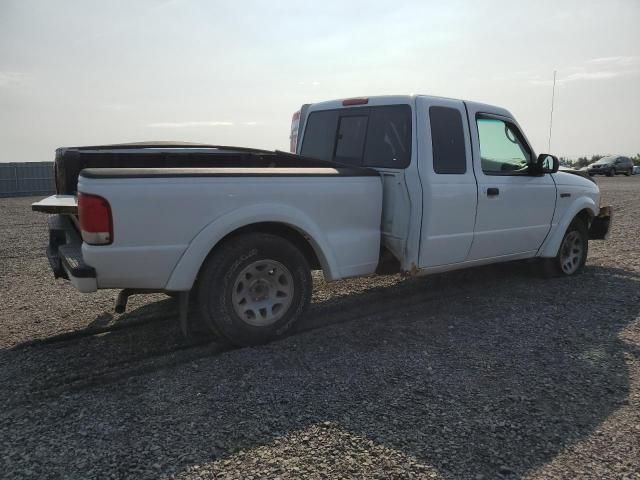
[195,233,312,347]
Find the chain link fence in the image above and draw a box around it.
[0,162,55,198]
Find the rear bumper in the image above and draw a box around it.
[589,206,612,240]
[46,215,97,292]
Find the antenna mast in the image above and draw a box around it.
[548,70,556,152]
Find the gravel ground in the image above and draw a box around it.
[1,176,639,479]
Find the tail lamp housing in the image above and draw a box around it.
[78,193,113,245]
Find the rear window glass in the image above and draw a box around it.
[363,105,412,168]
[334,115,368,165]
[300,110,338,162]
[300,105,412,168]
[429,106,467,174]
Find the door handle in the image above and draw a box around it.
[487,187,500,196]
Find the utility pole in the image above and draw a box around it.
[548,70,557,153]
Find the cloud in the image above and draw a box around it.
[297,80,321,87]
[528,56,640,86]
[587,56,640,66]
[562,71,620,82]
[0,71,29,88]
[101,103,132,112]
[147,121,234,128]
[529,71,621,86]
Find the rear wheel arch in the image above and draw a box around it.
[205,222,324,272]
[165,210,341,291]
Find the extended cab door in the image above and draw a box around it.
[299,100,415,265]
[465,104,556,260]
[416,97,478,267]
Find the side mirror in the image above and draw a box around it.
[536,154,559,174]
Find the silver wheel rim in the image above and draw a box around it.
[560,230,584,275]
[231,259,294,326]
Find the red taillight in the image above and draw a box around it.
[78,193,113,245]
[342,97,369,106]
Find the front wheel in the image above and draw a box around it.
[544,219,588,276]
[196,233,312,347]
[607,168,615,177]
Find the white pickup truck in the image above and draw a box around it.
[33,95,611,346]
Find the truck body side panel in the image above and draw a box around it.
[78,173,382,290]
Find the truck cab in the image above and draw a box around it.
[293,95,607,274]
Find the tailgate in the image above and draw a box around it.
[32,195,78,215]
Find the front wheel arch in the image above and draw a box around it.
[538,200,597,259]
[542,216,589,277]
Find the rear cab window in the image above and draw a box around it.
[334,115,368,165]
[298,110,338,162]
[300,105,412,168]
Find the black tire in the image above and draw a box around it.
[543,218,589,277]
[625,168,632,176]
[196,233,312,347]
[607,168,615,177]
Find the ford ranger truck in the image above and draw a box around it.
[33,95,612,347]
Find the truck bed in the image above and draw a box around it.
[53,143,349,194]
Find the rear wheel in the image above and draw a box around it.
[625,168,632,176]
[544,218,588,276]
[196,233,312,346]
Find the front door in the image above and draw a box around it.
[466,111,556,261]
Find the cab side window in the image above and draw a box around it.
[476,116,532,175]
[430,106,467,174]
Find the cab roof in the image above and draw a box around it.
[307,94,512,119]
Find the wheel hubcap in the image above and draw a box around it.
[231,260,294,326]
[560,230,583,275]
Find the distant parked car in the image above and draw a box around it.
[633,165,640,175]
[587,156,634,176]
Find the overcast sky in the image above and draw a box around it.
[0,0,639,162]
